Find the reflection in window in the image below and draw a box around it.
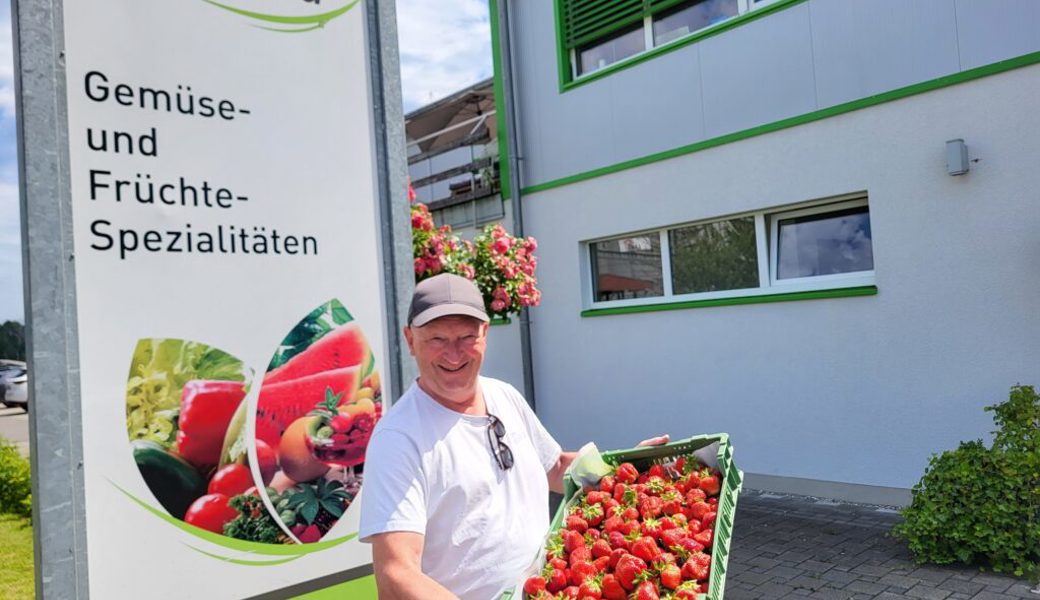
[591,235,664,301]
[670,217,758,294]
[653,0,739,46]
[777,206,873,279]
[578,26,646,76]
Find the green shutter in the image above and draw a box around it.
[561,0,695,50]
[562,0,644,49]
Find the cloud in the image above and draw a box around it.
[396,0,493,112]
[0,4,11,121]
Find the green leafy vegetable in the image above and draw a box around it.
[223,494,289,544]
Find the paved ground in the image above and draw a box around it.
[0,406,29,457]
[726,489,1038,600]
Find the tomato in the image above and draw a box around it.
[184,493,238,534]
[207,463,254,497]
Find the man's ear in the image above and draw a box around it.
[403,326,415,356]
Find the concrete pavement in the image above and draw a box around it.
[0,406,30,457]
[727,489,1038,599]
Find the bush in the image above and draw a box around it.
[893,385,1040,580]
[0,438,31,520]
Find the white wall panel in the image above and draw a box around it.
[811,0,960,107]
[955,0,1040,69]
[697,4,817,138]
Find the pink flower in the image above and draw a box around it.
[492,238,511,255]
[525,236,538,252]
[427,256,443,274]
[414,257,425,275]
[490,298,507,313]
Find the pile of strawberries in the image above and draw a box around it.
[524,455,723,600]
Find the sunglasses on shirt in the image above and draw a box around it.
[486,413,514,470]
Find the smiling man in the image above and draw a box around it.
[359,273,666,599]
[359,273,565,600]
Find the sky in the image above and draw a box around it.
[0,0,492,323]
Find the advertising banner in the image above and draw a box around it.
[58,1,388,597]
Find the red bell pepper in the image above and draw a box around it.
[176,380,246,471]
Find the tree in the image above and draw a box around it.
[0,321,26,361]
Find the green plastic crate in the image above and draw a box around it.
[501,433,742,600]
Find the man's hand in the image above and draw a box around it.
[637,434,670,447]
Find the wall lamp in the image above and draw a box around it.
[946,139,969,176]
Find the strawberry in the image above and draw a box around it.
[608,547,627,569]
[698,472,721,496]
[602,515,624,534]
[569,561,597,587]
[648,463,666,479]
[524,576,547,596]
[569,544,592,567]
[582,503,605,527]
[657,551,677,565]
[676,537,705,556]
[641,517,663,540]
[599,474,616,494]
[638,495,663,520]
[563,529,585,553]
[622,506,639,521]
[659,563,682,590]
[672,581,699,599]
[669,513,688,529]
[634,580,659,600]
[688,501,711,520]
[566,514,589,534]
[692,528,713,549]
[681,553,710,581]
[701,511,717,529]
[608,531,628,551]
[660,528,686,550]
[614,554,648,591]
[686,518,702,535]
[684,488,707,504]
[591,539,612,559]
[631,536,660,563]
[593,555,610,572]
[585,491,608,506]
[561,586,580,599]
[549,557,568,570]
[602,498,620,515]
[615,462,639,484]
[545,568,568,593]
[599,573,627,600]
[577,576,602,599]
[527,591,554,600]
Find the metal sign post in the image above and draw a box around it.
[14,1,412,598]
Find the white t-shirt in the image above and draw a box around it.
[359,377,562,600]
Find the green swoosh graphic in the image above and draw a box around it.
[259,23,326,33]
[184,544,304,566]
[201,0,361,25]
[112,480,356,557]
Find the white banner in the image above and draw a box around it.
[62,1,385,597]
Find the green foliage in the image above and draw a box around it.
[0,437,32,520]
[894,385,1040,580]
[0,321,25,362]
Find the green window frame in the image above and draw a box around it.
[554,0,805,91]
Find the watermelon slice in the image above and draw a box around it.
[255,366,362,447]
[264,322,372,385]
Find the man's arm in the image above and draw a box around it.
[546,435,671,494]
[371,531,459,600]
[546,451,578,494]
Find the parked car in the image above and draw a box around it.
[0,365,28,411]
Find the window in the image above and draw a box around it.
[561,0,756,78]
[772,202,873,284]
[585,196,874,308]
[669,216,758,294]
[590,235,664,301]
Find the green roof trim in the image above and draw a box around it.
[581,286,877,317]
[488,0,511,200]
[525,50,1040,195]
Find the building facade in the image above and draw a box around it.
[489,0,1040,504]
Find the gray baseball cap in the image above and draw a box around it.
[408,273,490,327]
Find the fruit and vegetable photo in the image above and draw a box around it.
[126,339,255,527]
[122,299,381,548]
[523,454,729,600]
[253,299,381,543]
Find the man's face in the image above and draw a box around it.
[404,315,489,408]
